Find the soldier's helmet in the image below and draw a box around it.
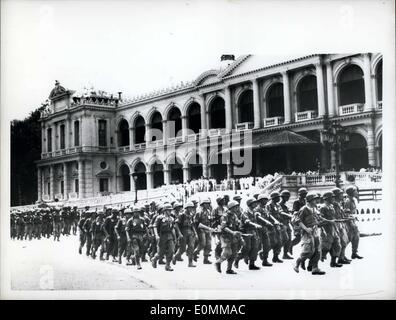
[124,208,133,215]
[281,190,291,197]
[331,187,343,195]
[216,196,224,204]
[96,210,105,216]
[200,198,211,205]
[246,197,258,207]
[233,195,242,201]
[323,191,334,200]
[184,202,194,209]
[270,191,280,199]
[298,187,308,195]
[227,200,239,210]
[345,186,356,196]
[163,203,173,211]
[306,191,320,202]
[258,194,269,201]
[173,202,182,209]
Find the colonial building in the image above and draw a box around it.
[37,54,383,201]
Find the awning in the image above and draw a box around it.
[219,130,317,154]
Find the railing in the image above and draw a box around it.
[235,122,254,131]
[263,116,284,127]
[71,96,118,108]
[339,103,364,115]
[68,192,79,200]
[134,143,146,151]
[295,110,318,122]
[377,101,382,110]
[167,136,183,145]
[118,146,130,152]
[41,146,114,159]
[208,128,226,137]
[146,139,164,148]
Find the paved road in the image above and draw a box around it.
[8,234,387,297]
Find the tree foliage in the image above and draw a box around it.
[11,107,44,206]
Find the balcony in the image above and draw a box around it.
[146,139,164,148]
[339,103,364,115]
[377,101,382,110]
[208,128,226,137]
[235,122,254,131]
[167,136,183,145]
[263,117,284,127]
[118,146,130,152]
[295,110,318,122]
[134,142,146,151]
[41,146,113,159]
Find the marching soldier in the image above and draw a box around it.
[126,207,148,269]
[212,196,225,260]
[10,211,17,240]
[115,208,131,264]
[24,211,34,241]
[83,210,94,257]
[332,188,352,264]
[279,190,294,259]
[344,186,363,260]
[33,210,43,239]
[103,207,119,262]
[151,204,177,271]
[91,210,105,260]
[139,206,151,262]
[214,200,241,274]
[16,211,25,240]
[234,197,262,270]
[319,191,343,268]
[255,194,274,267]
[193,198,213,264]
[293,192,326,275]
[71,206,79,235]
[172,202,198,267]
[52,207,62,241]
[266,192,284,263]
[78,211,87,254]
[290,187,307,253]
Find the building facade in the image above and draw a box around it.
[37,53,383,201]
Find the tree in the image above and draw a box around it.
[10,106,44,206]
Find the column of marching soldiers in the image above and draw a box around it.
[10,185,363,275]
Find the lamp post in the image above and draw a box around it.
[132,173,138,204]
[321,119,350,188]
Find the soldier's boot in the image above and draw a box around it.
[248,261,260,270]
[226,261,237,274]
[321,249,328,262]
[234,257,240,269]
[92,250,96,260]
[258,251,264,260]
[330,256,343,268]
[176,255,184,262]
[188,256,196,268]
[307,262,313,272]
[136,257,142,270]
[193,251,199,262]
[131,256,136,265]
[215,261,222,273]
[262,258,273,267]
[78,246,82,255]
[282,251,293,260]
[99,250,105,261]
[151,256,158,269]
[165,261,174,272]
[338,257,350,264]
[106,253,110,261]
[172,254,177,265]
[141,253,148,262]
[118,254,122,264]
[159,258,166,265]
[312,267,326,275]
[351,253,363,259]
[203,256,212,264]
[301,260,306,270]
[272,255,283,263]
[244,257,249,265]
[293,258,302,273]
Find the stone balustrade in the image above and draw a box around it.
[295,110,318,122]
[339,103,364,115]
[263,116,284,127]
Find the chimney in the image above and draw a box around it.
[220,54,235,70]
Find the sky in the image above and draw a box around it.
[1,0,393,121]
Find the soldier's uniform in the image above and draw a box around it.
[344,186,363,260]
[115,209,131,264]
[235,198,261,270]
[279,190,293,259]
[212,197,225,260]
[293,192,326,275]
[255,194,273,267]
[91,212,105,260]
[265,192,284,263]
[215,201,241,274]
[173,202,197,267]
[83,211,94,256]
[332,188,351,264]
[103,208,119,262]
[290,188,307,251]
[42,209,52,238]
[24,212,34,240]
[78,212,87,254]
[319,191,342,267]
[53,209,63,241]
[151,205,176,271]
[71,207,79,235]
[193,199,212,264]
[126,208,147,269]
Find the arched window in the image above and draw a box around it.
[74,121,80,147]
[134,162,147,190]
[118,119,130,147]
[267,83,284,118]
[342,133,368,170]
[338,64,365,105]
[168,107,182,138]
[189,154,203,180]
[119,163,130,191]
[152,162,164,188]
[187,102,201,134]
[376,60,382,102]
[150,112,163,141]
[238,90,254,123]
[134,116,146,144]
[297,75,318,112]
[209,97,226,129]
[168,156,183,184]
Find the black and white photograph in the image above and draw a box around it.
[1,0,395,301]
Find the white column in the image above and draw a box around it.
[37,167,42,202]
[50,165,55,200]
[252,79,261,128]
[183,166,189,183]
[146,171,153,189]
[227,160,233,180]
[181,116,188,141]
[145,123,151,142]
[367,122,376,166]
[164,169,171,185]
[326,62,336,117]
[129,173,135,192]
[363,53,373,111]
[64,162,69,200]
[315,62,326,117]
[282,71,292,123]
[200,98,207,136]
[129,127,135,149]
[78,160,84,199]
[162,119,167,144]
[202,163,208,178]
[65,118,71,149]
[224,87,233,133]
